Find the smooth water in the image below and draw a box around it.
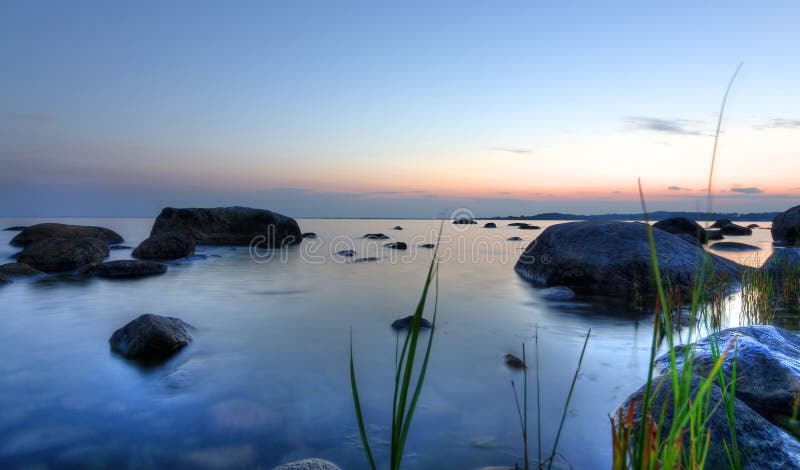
[0,218,779,469]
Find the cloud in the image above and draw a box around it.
[755,118,800,129]
[492,147,534,155]
[730,187,763,194]
[363,190,425,196]
[667,186,688,191]
[624,117,707,136]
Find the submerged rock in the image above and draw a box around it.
[336,249,356,257]
[484,222,497,228]
[301,232,317,239]
[504,353,526,369]
[514,221,739,296]
[0,262,43,277]
[273,459,341,470]
[653,217,707,244]
[710,241,761,251]
[538,286,576,301]
[132,232,195,260]
[149,206,301,246]
[772,205,800,245]
[384,241,407,250]
[109,314,192,360]
[18,238,109,273]
[391,315,432,330]
[10,223,123,247]
[94,260,167,279]
[363,233,390,240]
[615,375,800,469]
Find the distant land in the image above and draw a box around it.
[483,211,780,222]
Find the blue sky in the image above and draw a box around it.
[2,1,799,217]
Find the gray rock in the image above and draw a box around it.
[94,260,168,279]
[653,217,707,243]
[772,205,800,245]
[363,233,390,239]
[18,238,109,273]
[484,222,497,228]
[710,241,761,251]
[654,326,800,422]
[391,315,432,330]
[150,206,301,246]
[538,286,576,301]
[109,314,193,360]
[133,232,196,260]
[514,221,740,296]
[273,459,341,470]
[10,223,123,247]
[0,262,43,277]
[384,241,407,250]
[615,375,800,470]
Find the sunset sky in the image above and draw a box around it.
[2,1,799,217]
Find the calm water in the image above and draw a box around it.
[0,218,780,469]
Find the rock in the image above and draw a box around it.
[10,223,123,247]
[721,223,753,236]
[109,314,192,360]
[508,222,528,226]
[514,221,740,296]
[615,375,800,469]
[538,286,576,301]
[353,257,379,263]
[384,242,407,250]
[504,354,526,369]
[391,315,432,330]
[507,236,523,241]
[518,224,541,230]
[109,245,132,250]
[301,232,317,239]
[273,459,341,470]
[0,273,9,285]
[484,222,497,228]
[452,219,477,224]
[0,263,43,277]
[705,229,724,240]
[18,238,109,273]
[710,218,734,229]
[653,217,707,243]
[149,206,301,246]
[363,233,390,240]
[94,260,168,279]
[2,226,27,231]
[336,250,356,257]
[748,224,761,229]
[761,248,800,283]
[132,232,196,260]
[772,205,800,245]
[710,242,761,251]
[393,225,403,230]
[419,243,436,249]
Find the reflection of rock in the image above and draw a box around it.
[391,315,432,330]
[210,399,282,432]
[273,458,341,470]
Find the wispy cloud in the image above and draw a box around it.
[492,147,534,155]
[730,186,763,194]
[754,118,800,129]
[624,116,708,136]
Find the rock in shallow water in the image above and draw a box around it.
[484,222,497,228]
[273,459,341,470]
[133,232,196,260]
[504,353,526,369]
[0,262,42,277]
[419,243,436,248]
[363,233,390,240]
[653,217,707,244]
[384,241,407,250]
[10,223,123,247]
[94,260,168,279]
[18,238,109,273]
[391,315,432,330]
[710,241,761,251]
[109,314,192,360]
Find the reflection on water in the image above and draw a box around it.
[0,218,782,469]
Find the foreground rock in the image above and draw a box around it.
[149,206,301,246]
[18,238,109,273]
[616,375,800,469]
[538,286,576,301]
[655,326,800,422]
[10,223,123,247]
[653,217,707,244]
[391,315,432,330]
[109,314,192,360]
[772,205,800,245]
[94,260,168,279]
[273,459,341,470]
[710,241,761,251]
[133,232,196,260]
[0,263,43,277]
[514,221,739,296]
[384,242,407,250]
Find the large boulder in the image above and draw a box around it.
[772,205,800,245]
[761,248,800,283]
[615,376,800,469]
[654,326,800,423]
[109,314,192,360]
[10,223,122,247]
[132,232,195,260]
[514,221,740,296]
[653,217,707,244]
[0,263,43,277]
[18,238,109,273]
[94,260,167,279]
[149,206,301,246]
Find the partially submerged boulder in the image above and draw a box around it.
[149,206,301,246]
[653,217,707,244]
[393,225,403,230]
[18,238,109,273]
[133,232,195,260]
[94,260,168,279]
[0,262,42,277]
[10,223,123,247]
[772,205,800,245]
[336,250,356,257]
[504,353,526,369]
[419,243,436,249]
[109,314,192,360]
[514,221,739,296]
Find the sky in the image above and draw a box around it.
[1,0,799,218]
